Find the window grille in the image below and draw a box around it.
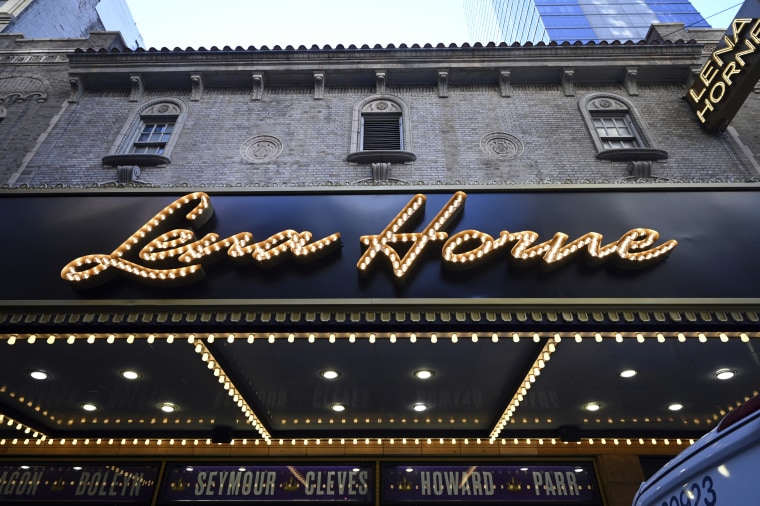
[361,113,402,150]
[347,96,415,164]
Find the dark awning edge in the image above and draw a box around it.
[1,302,758,335]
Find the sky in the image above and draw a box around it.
[124,0,743,50]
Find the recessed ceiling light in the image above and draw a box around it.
[584,402,602,412]
[330,403,346,412]
[29,370,49,380]
[412,402,428,412]
[159,402,178,413]
[668,403,684,411]
[320,370,340,380]
[619,369,637,378]
[82,403,98,412]
[121,370,140,380]
[714,369,736,380]
[414,369,434,380]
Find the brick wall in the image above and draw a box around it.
[0,33,126,183]
[0,62,71,182]
[18,81,758,187]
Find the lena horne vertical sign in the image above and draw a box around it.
[686,0,760,132]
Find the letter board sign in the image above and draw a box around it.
[381,463,600,503]
[0,463,159,504]
[158,464,373,503]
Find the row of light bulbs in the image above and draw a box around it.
[491,338,557,441]
[192,338,271,442]
[2,331,757,344]
[0,436,696,447]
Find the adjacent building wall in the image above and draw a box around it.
[1,0,142,48]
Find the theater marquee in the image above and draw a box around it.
[1,187,759,302]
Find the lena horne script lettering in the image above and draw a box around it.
[60,192,678,288]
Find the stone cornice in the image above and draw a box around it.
[67,41,706,91]
[68,40,704,69]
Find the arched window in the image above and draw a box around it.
[579,93,666,162]
[103,98,187,167]
[347,95,415,163]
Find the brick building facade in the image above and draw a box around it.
[3,27,759,187]
[1,25,760,506]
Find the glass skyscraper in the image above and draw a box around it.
[464,0,711,44]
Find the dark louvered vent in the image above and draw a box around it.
[362,114,402,150]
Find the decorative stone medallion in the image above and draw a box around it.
[240,135,283,164]
[480,132,524,160]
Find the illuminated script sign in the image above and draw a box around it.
[61,192,677,288]
[687,17,760,132]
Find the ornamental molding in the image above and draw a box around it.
[4,176,760,191]
[480,132,524,160]
[0,73,49,103]
[240,135,283,164]
[0,54,68,64]
[360,99,401,114]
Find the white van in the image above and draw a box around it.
[633,394,760,506]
